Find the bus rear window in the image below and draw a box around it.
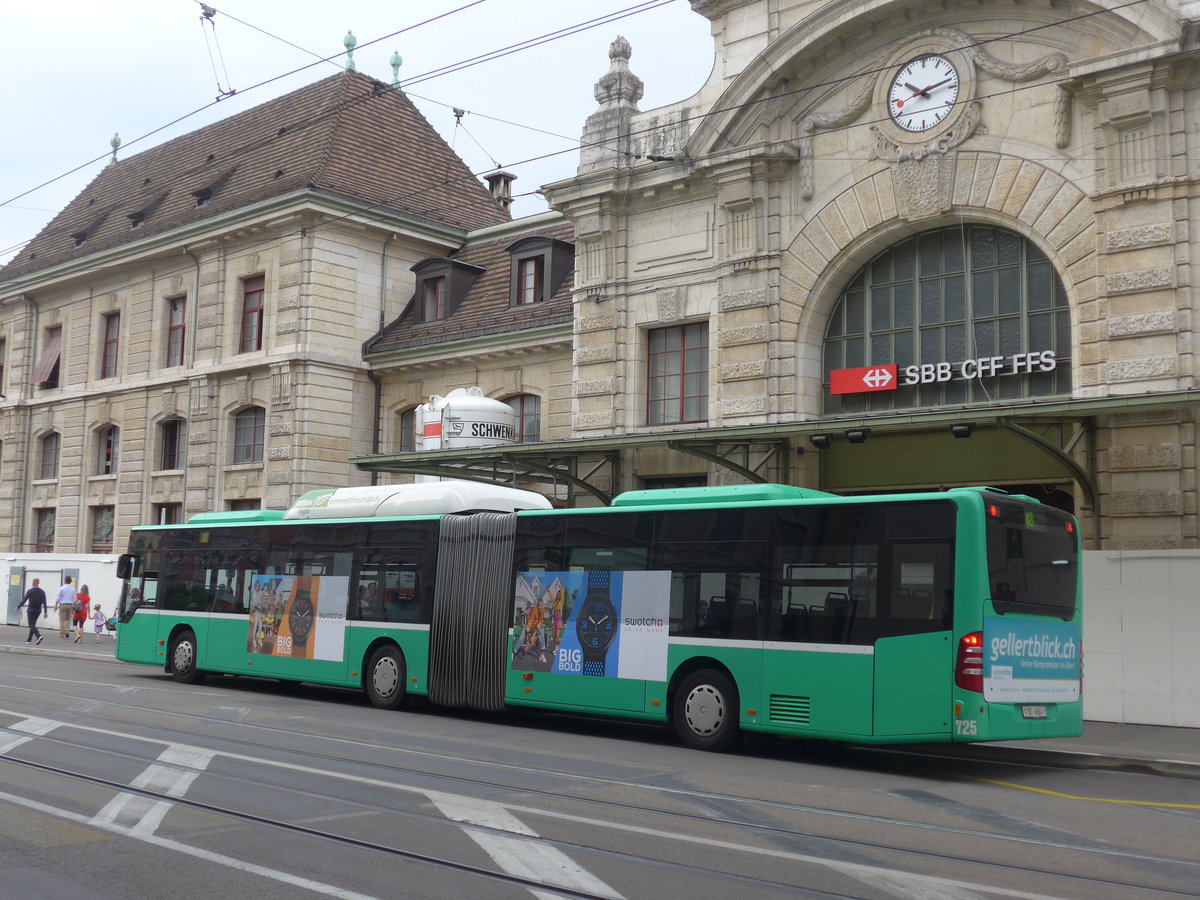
[985,499,1078,619]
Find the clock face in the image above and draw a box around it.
[576,598,616,650]
[888,54,960,133]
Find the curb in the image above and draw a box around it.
[0,643,121,664]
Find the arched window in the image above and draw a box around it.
[823,225,1071,414]
[94,425,119,476]
[505,394,541,443]
[233,407,266,464]
[39,433,60,480]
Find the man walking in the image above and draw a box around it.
[54,576,76,639]
[16,578,46,645]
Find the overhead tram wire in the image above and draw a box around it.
[0,0,496,211]
[5,47,1156,301]
[0,1,679,272]
[0,0,676,251]
[1,0,1157,277]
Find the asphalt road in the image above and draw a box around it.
[1,650,1198,899]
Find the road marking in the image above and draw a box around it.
[92,745,215,835]
[0,788,380,900]
[0,711,1073,898]
[503,801,1071,900]
[974,778,1200,810]
[426,790,623,899]
[0,716,60,754]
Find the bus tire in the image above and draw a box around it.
[364,646,407,710]
[673,669,740,752]
[169,631,204,685]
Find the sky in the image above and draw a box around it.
[0,0,715,265]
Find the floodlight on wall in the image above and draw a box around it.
[845,428,871,444]
[809,433,833,450]
[950,423,975,439]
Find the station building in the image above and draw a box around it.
[363,0,1200,555]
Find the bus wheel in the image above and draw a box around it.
[365,646,407,710]
[673,669,740,752]
[169,631,204,685]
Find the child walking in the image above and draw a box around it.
[93,604,106,642]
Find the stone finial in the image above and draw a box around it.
[390,50,403,85]
[579,36,644,174]
[344,30,357,71]
[109,133,121,165]
[594,35,643,108]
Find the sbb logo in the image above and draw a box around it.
[904,362,953,384]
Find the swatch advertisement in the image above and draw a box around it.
[511,570,670,680]
[982,614,1081,702]
[247,574,347,661]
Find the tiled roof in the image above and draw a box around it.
[369,221,575,355]
[2,70,510,280]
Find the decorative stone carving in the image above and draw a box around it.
[268,447,291,460]
[722,396,767,415]
[1104,223,1173,251]
[1104,267,1174,295]
[577,378,615,396]
[800,27,1067,200]
[575,411,614,429]
[268,420,293,435]
[1106,311,1176,338]
[577,313,616,332]
[719,324,769,346]
[657,287,684,322]
[719,289,771,312]
[1106,356,1176,381]
[720,360,767,381]
[575,345,615,365]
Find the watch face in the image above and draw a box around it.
[888,54,960,132]
[576,598,616,651]
[288,591,314,640]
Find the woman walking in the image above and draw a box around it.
[73,584,91,643]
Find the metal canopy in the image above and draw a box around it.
[351,390,1200,505]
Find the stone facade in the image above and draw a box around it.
[0,70,509,554]
[543,0,1200,549]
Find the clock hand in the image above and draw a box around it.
[895,77,955,108]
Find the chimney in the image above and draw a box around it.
[486,171,516,210]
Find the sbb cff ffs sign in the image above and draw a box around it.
[829,351,1057,396]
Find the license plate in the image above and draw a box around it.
[1021,705,1047,719]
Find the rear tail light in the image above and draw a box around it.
[956,631,983,693]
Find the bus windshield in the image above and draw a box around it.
[985,497,1078,620]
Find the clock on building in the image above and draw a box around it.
[887,54,960,132]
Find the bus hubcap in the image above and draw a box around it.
[685,684,724,735]
[174,642,193,671]
[373,658,398,697]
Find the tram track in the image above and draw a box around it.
[1,687,1197,899]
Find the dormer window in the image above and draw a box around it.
[410,258,484,324]
[423,277,446,321]
[129,213,145,230]
[516,257,543,305]
[507,236,573,307]
[193,189,212,208]
[72,232,88,248]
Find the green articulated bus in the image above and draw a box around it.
[114,480,1082,751]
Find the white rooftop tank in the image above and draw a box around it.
[416,387,517,451]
